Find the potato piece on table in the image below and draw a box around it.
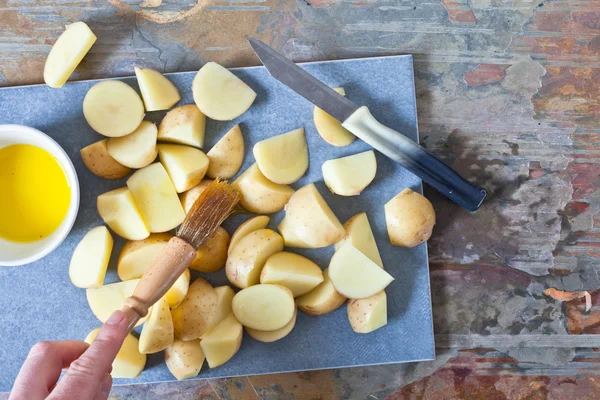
[44,22,96,88]
[139,296,174,354]
[97,187,150,241]
[80,139,131,180]
[225,229,284,289]
[284,183,344,248]
[192,62,256,121]
[85,328,146,378]
[298,268,346,316]
[253,128,308,184]
[83,80,144,137]
[165,269,190,309]
[232,164,294,214]
[190,226,230,273]
[158,144,209,193]
[229,215,270,255]
[127,163,186,233]
[207,286,235,332]
[246,304,297,343]
[347,291,387,333]
[171,278,217,340]
[385,188,435,248]
[277,217,313,249]
[322,150,376,196]
[335,212,383,268]
[260,252,324,297]
[200,313,243,368]
[69,226,113,289]
[329,242,394,299]
[86,279,149,326]
[180,179,212,214]
[232,284,295,331]
[165,339,205,380]
[135,67,181,111]
[106,121,158,169]
[118,232,173,280]
[313,87,356,147]
[158,104,205,148]
[206,124,244,179]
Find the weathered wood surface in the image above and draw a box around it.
[2,0,600,398]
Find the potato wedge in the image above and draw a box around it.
[322,150,376,196]
[158,104,206,148]
[229,215,270,255]
[232,164,294,214]
[171,278,217,340]
[135,67,181,111]
[202,286,235,337]
[127,163,186,233]
[179,179,212,214]
[80,139,131,180]
[385,188,435,248]
[284,183,344,248]
[335,212,383,268]
[206,124,244,179]
[329,242,394,299]
[225,229,284,289]
[97,187,150,241]
[190,226,230,273]
[232,284,295,331]
[277,217,313,249]
[165,269,190,308]
[158,144,209,193]
[313,87,356,147]
[69,226,113,289]
[253,128,308,184]
[83,80,144,137]
[44,22,96,88]
[165,339,205,380]
[200,313,243,368]
[86,279,149,326]
[106,121,158,169]
[260,252,324,297]
[297,268,346,316]
[192,62,256,121]
[85,329,146,378]
[139,296,174,354]
[246,304,297,343]
[347,291,387,333]
[118,233,173,280]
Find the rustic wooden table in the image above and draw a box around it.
[2,0,600,398]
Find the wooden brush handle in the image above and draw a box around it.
[121,237,196,332]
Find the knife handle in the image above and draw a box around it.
[342,106,486,211]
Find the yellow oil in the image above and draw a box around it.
[0,144,71,243]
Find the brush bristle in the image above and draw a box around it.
[177,179,240,249]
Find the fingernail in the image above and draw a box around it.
[105,310,125,326]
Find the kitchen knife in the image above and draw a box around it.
[248,38,487,212]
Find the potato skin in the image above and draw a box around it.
[171,277,217,340]
[347,291,387,333]
[385,188,435,248]
[190,227,230,273]
[81,139,131,180]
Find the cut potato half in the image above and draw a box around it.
[69,226,113,289]
[347,291,387,333]
[200,313,243,368]
[165,339,205,380]
[97,187,149,241]
[229,215,270,255]
[253,128,308,184]
[171,278,217,340]
[80,139,131,180]
[335,212,383,268]
[297,268,346,316]
[385,188,435,248]
[106,121,158,169]
[203,286,235,336]
[165,269,190,308]
[190,226,230,273]
[232,284,295,331]
[86,279,149,326]
[158,144,209,193]
[135,67,181,111]
[322,150,376,196]
[158,104,206,148]
[232,164,294,214]
[246,304,297,343]
[179,179,212,214]
[139,296,174,354]
[314,87,356,147]
[206,124,244,179]
[277,217,313,249]
[118,232,173,280]
[260,252,324,297]
[85,329,146,378]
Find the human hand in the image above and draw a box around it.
[10,310,129,400]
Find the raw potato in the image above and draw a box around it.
[347,291,387,333]
[284,183,345,248]
[80,139,131,180]
[322,151,377,196]
[139,296,174,354]
[69,226,113,289]
[232,164,294,214]
[385,188,436,247]
[297,268,346,316]
[44,22,96,88]
[192,62,256,121]
[253,128,308,184]
[314,87,356,147]
[277,217,313,249]
[190,226,230,273]
[97,187,150,241]
[83,80,145,137]
[165,339,205,380]
[225,229,284,289]
[260,252,324,297]
[165,269,191,308]
[86,279,149,326]
[106,121,158,169]
[85,329,146,378]
[126,163,186,233]
[118,232,173,280]
[202,286,235,336]
[200,313,243,368]
[229,215,270,255]
[246,304,297,343]
[335,212,383,268]
[232,284,295,331]
[158,104,206,148]
[329,242,394,299]
[135,67,181,111]
[158,144,209,193]
[206,124,244,179]
[171,278,217,340]
[180,179,212,214]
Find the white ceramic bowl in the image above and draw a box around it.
[0,125,80,266]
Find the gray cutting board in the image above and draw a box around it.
[0,56,434,391]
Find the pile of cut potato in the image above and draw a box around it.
[49,22,436,381]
